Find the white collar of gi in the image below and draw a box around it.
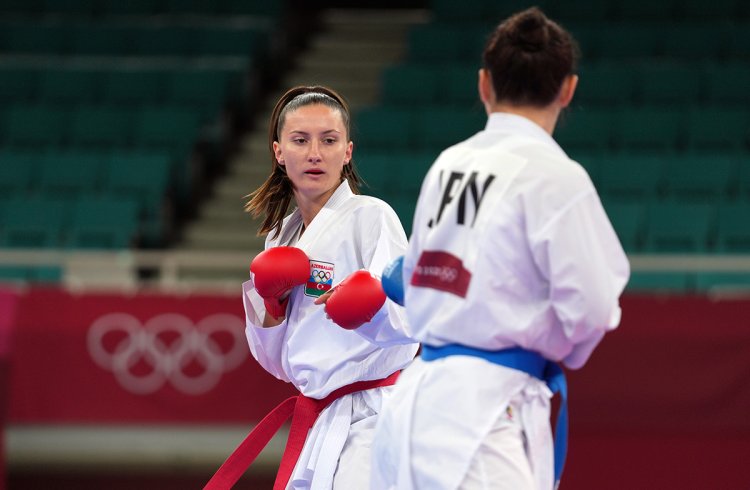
[485,112,566,156]
[283,179,353,243]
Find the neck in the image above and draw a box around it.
[294,184,339,228]
[488,103,560,135]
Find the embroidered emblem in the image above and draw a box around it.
[305,260,334,297]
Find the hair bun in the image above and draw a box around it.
[508,8,548,52]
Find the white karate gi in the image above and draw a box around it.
[371,113,630,489]
[243,180,418,490]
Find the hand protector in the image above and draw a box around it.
[381,255,405,306]
[250,246,309,319]
[325,270,386,330]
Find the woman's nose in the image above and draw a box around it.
[307,140,322,162]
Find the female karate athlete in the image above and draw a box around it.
[371,7,630,490]
[205,86,418,489]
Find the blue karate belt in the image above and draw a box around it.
[421,344,568,487]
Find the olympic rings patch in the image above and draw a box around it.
[87,313,247,396]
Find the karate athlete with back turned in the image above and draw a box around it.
[205,86,418,490]
[372,8,629,490]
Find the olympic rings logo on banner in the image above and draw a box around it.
[87,313,247,396]
[312,269,332,283]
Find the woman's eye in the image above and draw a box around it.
[293,138,306,144]
[324,138,336,144]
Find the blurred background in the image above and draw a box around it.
[0,0,749,488]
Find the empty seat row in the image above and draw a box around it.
[380,62,750,108]
[0,105,202,151]
[354,106,750,154]
[555,106,750,152]
[0,66,243,115]
[575,152,750,201]
[0,195,142,249]
[0,20,270,58]
[406,21,750,63]
[603,198,750,253]
[429,0,750,22]
[0,0,284,17]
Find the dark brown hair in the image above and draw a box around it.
[483,7,579,107]
[244,85,362,238]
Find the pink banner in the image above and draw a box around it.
[8,287,294,423]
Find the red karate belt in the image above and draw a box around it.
[204,370,400,490]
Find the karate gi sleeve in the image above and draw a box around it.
[242,279,291,382]
[352,203,418,347]
[530,190,630,369]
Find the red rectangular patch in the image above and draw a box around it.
[410,250,471,298]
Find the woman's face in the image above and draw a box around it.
[273,103,353,205]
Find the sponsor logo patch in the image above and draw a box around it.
[410,250,471,298]
[305,260,334,297]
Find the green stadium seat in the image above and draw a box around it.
[0,1,41,15]
[739,157,750,199]
[5,105,69,148]
[218,0,284,17]
[0,196,69,248]
[408,24,484,63]
[67,196,140,249]
[440,64,480,106]
[99,0,161,15]
[617,108,684,151]
[662,154,737,201]
[131,26,195,57]
[165,69,232,114]
[661,24,728,59]
[133,107,200,150]
[106,152,173,245]
[414,106,485,152]
[627,271,693,292]
[389,193,418,235]
[70,25,131,56]
[726,24,750,58]
[705,63,750,105]
[37,69,102,105]
[166,0,219,15]
[357,152,394,198]
[102,70,167,106]
[38,152,104,196]
[354,107,414,152]
[0,68,37,104]
[685,107,750,151]
[680,0,739,19]
[616,0,678,20]
[381,65,439,106]
[555,108,615,151]
[575,62,637,106]
[549,1,611,22]
[4,23,69,55]
[0,150,42,196]
[644,200,716,252]
[394,152,436,194]
[42,0,97,16]
[599,153,664,200]
[602,198,647,252]
[716,201,750,252]
[69,106,134,148]
[198,28,264,57]
[636,61,704,105]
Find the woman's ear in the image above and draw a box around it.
[558,74,578,108]
[478,68,495,113]
[344,140,353,165]
[273,141,284,166]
